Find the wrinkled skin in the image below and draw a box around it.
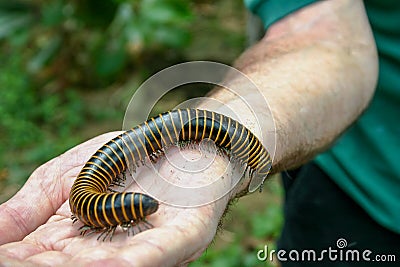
[0,132,234,267]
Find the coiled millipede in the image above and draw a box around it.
[69,108,271,240]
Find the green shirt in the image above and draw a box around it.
[245,0,400,234]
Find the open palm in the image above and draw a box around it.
[0,132,232,267]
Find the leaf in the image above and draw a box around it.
[152,26,191,47]
[141,0,193,24]
[251,205,283,238]
[41,0,64,26]
[27,35,62,73]
[94,39,127,77]
[0,11,33,39]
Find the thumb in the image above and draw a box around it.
[0,131,123,244]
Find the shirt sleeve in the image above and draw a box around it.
[244,0,319,30]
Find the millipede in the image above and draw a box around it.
[69,108,271,240]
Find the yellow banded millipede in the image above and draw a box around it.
[69,108,271,240]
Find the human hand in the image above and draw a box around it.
[0,132,239,266]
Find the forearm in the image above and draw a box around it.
[200,0,378,173]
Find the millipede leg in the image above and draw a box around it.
[142,220,154,229]
[98,226,117,242]
[79,225,98,236]
[259,182,264,193]
[97,230,106,241]
[109,226,117,242]
[129,225,136,236]
[97,226,114,241]
[71,215,78,224]
[109,173,126,190]
[108,188,118,193]
[149,153,158,163]
[136,223,143,233]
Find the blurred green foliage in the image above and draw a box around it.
[0,0,193,188]
[0,0,192,87]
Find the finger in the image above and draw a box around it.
[0,132,123,244]
[0,217,76,266]
[0,209,214,266]
[67,225,212,267]
[65,203,222,267]
[0,255,35,267]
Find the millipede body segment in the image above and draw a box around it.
[69,109,271,239]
